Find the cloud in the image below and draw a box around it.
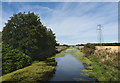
[1,2,118,44]
[2,0,119,2]
[40,3,118,44]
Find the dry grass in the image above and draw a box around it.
[96,46,119,52]
[75,46,119,52]
[75,46,84,50]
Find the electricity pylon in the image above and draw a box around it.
[97,24,103,46]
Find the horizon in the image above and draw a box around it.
[1,2,118,45]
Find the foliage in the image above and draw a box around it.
[55,46,68,53]
[87,55,119,81]
[2,12,56,60]
[55,42,60,46]
[2,44,32,75]
[1,60,55,82]
[82,43,96,56]
[76,43,120,46]
[0,32,2,43]
[79,46,120,81]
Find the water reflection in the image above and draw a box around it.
[50,48,94,81]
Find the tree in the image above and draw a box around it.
[2,12,56,60]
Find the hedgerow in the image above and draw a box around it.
[2,44,32,75]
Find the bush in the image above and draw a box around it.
[82,43,96,56]
[2,44,32,75]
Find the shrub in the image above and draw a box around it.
[2,44,32,75]
[82,43,96,56]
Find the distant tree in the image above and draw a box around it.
[2,12,56,60]
[56,42,60,46]
[76,44,84,46]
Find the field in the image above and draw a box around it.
[96,46,119,52]
[75,46,119,52]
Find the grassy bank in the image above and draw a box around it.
[51,46,69,58]
[1,59,56,83]
[56,46,69,53]
[76,46,119,81]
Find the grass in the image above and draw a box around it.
[0,59,56,83]
[68,47,92,66]
[87,55,119,81]
[56,46,68,53]
[0,46,68,83]
[75,46,120,81]
[51,46,69,58]
[74,46,119,81]
[52,53,65,58]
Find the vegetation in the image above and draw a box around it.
[1,10,119,82]
[76,43,120,46]
[2,12,56,61]
[56,46,68,53]
[1,59,56,82]
[82,43,96,56]
[79,44,120,81]
[0,32,2,43]
[1,12,57,80]
[2,44,32,75]
[0,43,1,78]
[52,51,65,58]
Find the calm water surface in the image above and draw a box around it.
[50,48,94,81]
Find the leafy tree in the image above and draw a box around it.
[2,12,56,60]
[2,44,32,74]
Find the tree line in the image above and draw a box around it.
[76,43,120,46]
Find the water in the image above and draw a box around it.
[50,48,94,81]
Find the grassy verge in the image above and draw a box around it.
[52,53,65,58]
[86,55,119,81]
[77,47,119,81]
[69,47,119,81]
[50,46,69,58]
[0,59,56,83]
[56,46,69,53]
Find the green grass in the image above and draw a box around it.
[78,55,119,81]
[52,46,69,58]
[75,46,120,81]
[52,53,65,58]
[1,60,55,82]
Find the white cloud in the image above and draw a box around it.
[40,3,118,44]
[1,2,118,44]
[2,0,119,2]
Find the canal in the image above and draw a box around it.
[50,48,94,81]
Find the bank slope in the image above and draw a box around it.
[1,60,55,83]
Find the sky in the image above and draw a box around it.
[0,1,118,45]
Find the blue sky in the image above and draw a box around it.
[1,1,118,45]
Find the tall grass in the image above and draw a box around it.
[81,47,119,81]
